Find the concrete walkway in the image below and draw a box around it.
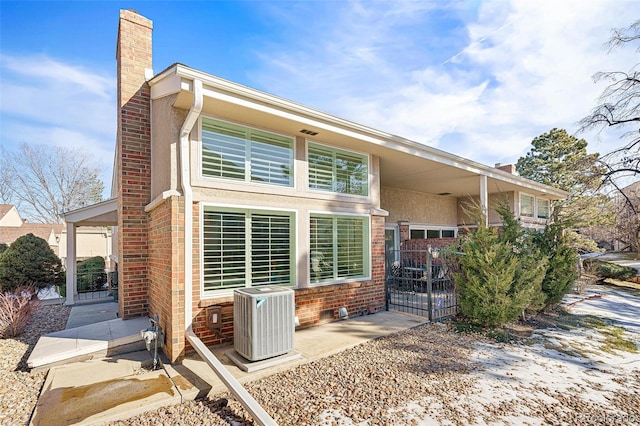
[65,301,119,329]
[29,303,427,425]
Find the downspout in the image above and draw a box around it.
[178,80,277,426]
[179,79,203,331]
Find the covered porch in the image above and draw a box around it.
[63,198,118,305]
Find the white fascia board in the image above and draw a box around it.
[149,72,183,99]
[64,198,118,223]
[158,64,567,199]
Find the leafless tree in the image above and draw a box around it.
[1,143,104,223]
[579,20,640,182]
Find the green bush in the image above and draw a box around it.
[76,256,106,291]
[533,223,579,307]
[456,226,524,327]
[0,234,62,292]
[598,262,636,281]
[454,202,548,327]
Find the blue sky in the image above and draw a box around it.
[1,0,638,195]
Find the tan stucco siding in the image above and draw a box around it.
[194,187,375,213]
[381,187,458,226]
[151,94,187,200]
[457,192,515,226]
[190,113,380,213]
[58,228,112,266]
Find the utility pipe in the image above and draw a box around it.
[179,79,203,331]
[186,327,277,426]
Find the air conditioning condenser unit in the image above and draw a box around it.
[234,286,295,361]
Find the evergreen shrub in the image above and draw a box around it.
[0,234,62,292]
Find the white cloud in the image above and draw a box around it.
[0,54,116,195]
[1,54,113,99]
[250,0,638,171]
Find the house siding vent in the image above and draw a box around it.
[233,286,295,361]
[300,129,319,136]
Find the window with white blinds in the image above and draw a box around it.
[537,199,550,219]
[309,214,369,283]
[520,194,535,217]
[202,207,294,292]
[308,143,368,196]
[202,118,294,186]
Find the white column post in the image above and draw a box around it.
[65,222,76,305]
[480,175,488,227]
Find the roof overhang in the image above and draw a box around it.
[150,64,568,200]
[64,198,118,226]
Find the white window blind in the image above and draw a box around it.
[520,194,534,217]
[202,118,293,186]
[310,214,369,283]
[251,214,292,286]
[537,199,550,219]
[336,217,365,277]
[203,207,293,291]
[202,210,246,290]
[308,143,368,196]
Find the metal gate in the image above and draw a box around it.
[385,246,459,321]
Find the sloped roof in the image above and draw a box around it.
[0,224,60,245]
[0,204,13,219]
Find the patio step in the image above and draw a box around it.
[28,317,149,372]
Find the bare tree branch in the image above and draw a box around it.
[0,143,105,223]
[578,20,640,182]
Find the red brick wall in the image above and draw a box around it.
[116,10,153,320]
[148,196,185,362]
[401,237,459,251]
[188,214,387,349]
[399,238,459,267]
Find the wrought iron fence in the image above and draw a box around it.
[74,268,112,301]
[385,246,460,321]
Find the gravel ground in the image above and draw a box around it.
[0,302,71,426]
[2,289,639,426]
[110,287,640,426]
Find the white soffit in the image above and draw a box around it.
[149,65,568,200]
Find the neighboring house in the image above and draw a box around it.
[64,10,567,363]
[0,204,63,255]
[0,204,111,268]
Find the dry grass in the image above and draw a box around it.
[0,286,40,338]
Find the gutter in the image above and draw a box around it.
[185,327,277,425]
[151,64,567,199]
[179,78,203,330]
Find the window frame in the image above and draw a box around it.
[408,226,458,239]
[200,116,295,188]
[537,198,550,219]
[520,192,552,220]
[200,204,297,297]
[519,193,535,218]
[307,142,369,197]
[309,212,371,285]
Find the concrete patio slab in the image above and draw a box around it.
[29,306,427,425]
[31,351,184,426]
[27,316,148,370]
[65,302,119,329]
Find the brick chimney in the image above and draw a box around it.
[116,10,153,319]
[495,163,517,175]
